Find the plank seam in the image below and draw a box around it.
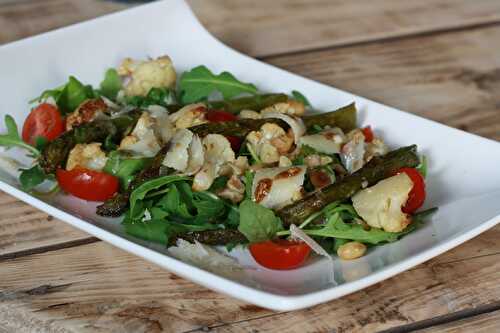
[378,301,500,333]
[0,237,99,261]
[259,19,500,60]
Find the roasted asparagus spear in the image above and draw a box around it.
[277,145,420,226]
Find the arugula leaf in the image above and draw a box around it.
[125,87,176,108]
[416,155,428,178]
[57,76,96,114]
[243,170,254,200]
[103,151,152,190]
[129,175,190,220]
[19,165,47,191]
[123,219,170,244]
[192,191,226,223]
[238,199,283,242]
[179,65,258,104]
[291,90,311,107]
[0,115,40,157]
[99,68,122,100]
[29,85,65,104]
[208,175,229,192]
[158,184,194,220]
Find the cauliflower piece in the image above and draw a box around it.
[365,137,389,162]
[217,175,245,203]
[162,129,194,171]
[340,129,366,173]
[252,166,306,209]
[118,56,176,97]
[261,100,305,116]
[299,127,346,155]
[66,98,107,130]
[193,134,235,191]
[185,134,205,175]
[66,143,107,171]
[278,156,293,167]
[238,110,261,119]
[304,154,333,168]
[352,173,413,232]
[148,105,175,144]
[119,112,161,157]
[220,156,250,177]
[246,123,289,164]
[169,103,208,129]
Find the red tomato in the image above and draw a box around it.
[56,168,119,202]
[22,103,64,145]
[205,109,238,122]
[249,239,311,270]
[397,167,426,214]
[225,135,242,152]
[362,126,374,142]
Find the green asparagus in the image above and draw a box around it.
[277,145,420,226]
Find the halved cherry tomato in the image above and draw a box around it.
[22,103,64,145]
[249,239,311,270]
[362,126,374,142]
[396,167,426,214]
[56,168,119,202]
[205,109,238,122]
[225,135,242,152]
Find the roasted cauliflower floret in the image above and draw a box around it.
[119,112,161,157]
[299,127,345,155]
[66,98,107,131]
[66,143,107,171]
[118,56,176,97]
[304,154,333,168]
[192,134,235,191]
[217,175,245,203]
[246,123,290,164]
[238,110,261,119]
[365,137,389,162]
[261,100,305,116]
[162,129,194,172]
[340,129,366,173]
[352,173,414,233]
[169,103,208,129]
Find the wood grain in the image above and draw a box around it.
[189,0,500,57]
[0,234,500,332]
[266,24,500,141]
[0,192,92,257]
[417,309,500,333]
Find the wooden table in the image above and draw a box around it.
[1,1,499,332]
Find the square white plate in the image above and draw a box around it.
[1,0,499,311]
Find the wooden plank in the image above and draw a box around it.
[2,0,500,58]
[0,234,500,332]
[266,24,500,141]
[189,0,500,57]
[417,310,500,333]
[0,192,92,257]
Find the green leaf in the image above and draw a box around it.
[57,76,96,114]
[192,191,226,223]
[291,90,311,107]
[159,184,194,220]
[99,68,122,100]
[129,175,190,220]
[208,175,229,193]
[238,200,283,243]
[19,164,47,191]
[179,65,258,104]
[29,85,65,104]
[243,170,254,200]
[34,136,48,151]
[123,219,170,244]
[103,151,153,190]
[416,155,428,178]
[0,115,40,157]
[125,87,176,108]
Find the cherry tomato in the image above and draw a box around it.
[397,167,426,214]
[56,168,119,202]
[225,135,242,152]
[249,239,311,270]
[362,126,374,142]
[22,103,64,145]
[205,109,238,122]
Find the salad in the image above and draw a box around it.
[0,55,435,270]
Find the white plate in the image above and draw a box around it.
[1,0,499,311]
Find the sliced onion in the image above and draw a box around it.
[262,112,306,144]
[290,224,331,258]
